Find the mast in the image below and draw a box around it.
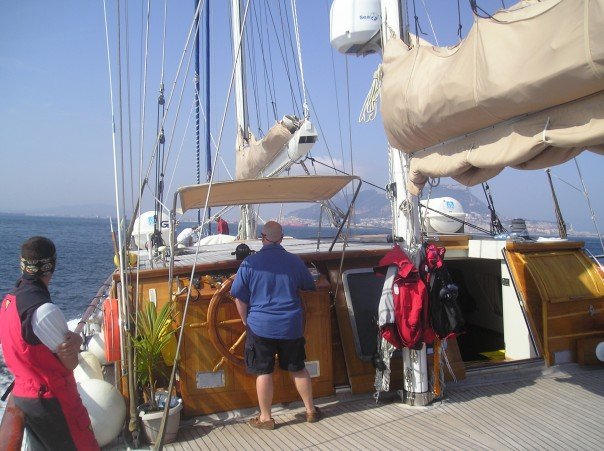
[194,0,202,227]
[381,0,418,246]
[195,0,212,232]
[232,0,255,239]
[205,0,212,232]
[380,0,431,407]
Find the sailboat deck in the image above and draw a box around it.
[137,237,394,271]
[105,362,604,450]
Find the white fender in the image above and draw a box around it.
[74,351,103,383]
[77,379,126,447]
[87,332,107,365]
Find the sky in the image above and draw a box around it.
[0,0,602,233]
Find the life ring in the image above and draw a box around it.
[102,298,121,362]
[206,275,246,368]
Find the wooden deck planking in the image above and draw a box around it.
[332,401,418,448]
[482,379,598,450]
[449,386,555,449]
[432,392,524,449]
[398,407,496,450]
[500,386,590,450]
[443,374,603,451]
[459,385,553,448]
[524,384,603,449]
[105,363,604,450]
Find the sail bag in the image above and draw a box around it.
[420,244,465,339]
[380,0,604,194]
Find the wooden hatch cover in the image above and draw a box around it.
[504,240,604,365]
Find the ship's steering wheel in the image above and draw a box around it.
[206,274,246,369]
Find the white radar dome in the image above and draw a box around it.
[131,210,171,250]
[77,379,126,447]
[330,0,381,55]
[421,197,466,234]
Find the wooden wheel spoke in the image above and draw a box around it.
[212,357,226,372]
[228,330,247,354]
[217,318,244,327]
[206,274,245,368]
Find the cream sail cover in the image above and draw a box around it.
[380,0,604,194]
[235,123,293,180]
[175,175,358,213]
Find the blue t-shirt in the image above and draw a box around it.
[230,243,315,339]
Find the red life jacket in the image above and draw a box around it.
[0,279,99,450]
[375,245,435,349]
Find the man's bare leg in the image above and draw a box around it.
[291,368,316,414]
[256,374,274,421]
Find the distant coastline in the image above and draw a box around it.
[1,210,601,238]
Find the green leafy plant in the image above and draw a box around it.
[131,301,179,412]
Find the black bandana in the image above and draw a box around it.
[20,254,56,277]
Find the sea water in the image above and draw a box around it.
[0,213,602,419]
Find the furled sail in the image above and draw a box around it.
[235,121,294,180]
[380,0,604,195]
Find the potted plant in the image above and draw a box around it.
[131,301,182,444]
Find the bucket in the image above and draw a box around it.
[139,397,183,444]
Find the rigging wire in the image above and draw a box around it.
[545,168,567,239]
[469,0,504,21]
[305,89,345,178]
[132,0,152,252]
[304,156,384,192]
[151,0,169,249]
[481,182,507,235]
[124,3,135,217]
[324,0,346,177]
[132,0,204,236]
[290,0,309,118]
[262,0,279,121]
[166,102,195,197]
[345,57,355,177]
[573,158,604,254]
[251,4,265,133]
[457,0,464,41]
[263,1,301,117]
[102,0,138,442]
[419,0,439,46]
[410,0,427,41]
[550,165,603,254]
[115,2,133,367]
[280,0,303,116]
[116,1,129,252]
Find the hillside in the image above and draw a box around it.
[285,185,569,236]
[286,185,490,223]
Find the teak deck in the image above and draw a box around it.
[103,362,604,450]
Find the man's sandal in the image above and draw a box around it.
[249,417,275,430]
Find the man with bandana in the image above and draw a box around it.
[0,236,99,450]
[230,221,321,430]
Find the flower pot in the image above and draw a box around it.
[139,397,183,444]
